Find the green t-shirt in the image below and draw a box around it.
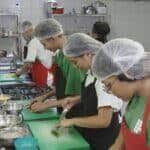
[54,50,86,95]
[125,96,150,145]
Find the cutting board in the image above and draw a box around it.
[22,108,58,121]
[27,120,90,150]
[0,73,18,82]
[14,100,58,121]
[0,73,31,82]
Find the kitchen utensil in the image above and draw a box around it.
[60,108,68,121]
[51,108,69,137]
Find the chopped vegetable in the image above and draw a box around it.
[51,129,60,137]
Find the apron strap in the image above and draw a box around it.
[93,77,97,84]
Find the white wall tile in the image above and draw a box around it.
[0,0,150,50]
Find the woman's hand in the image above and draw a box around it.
[61,99,77,110]
[30,101,49,112]
[58,118,75,128]
[29,95,46,108]
[16,63,32,76]
[61,97,80,110]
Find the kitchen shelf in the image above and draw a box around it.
[53,13,108,35]
[0,12,21,58]
[0,34,19,38]
[53,13,107,17]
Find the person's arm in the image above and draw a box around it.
[16,63,32,76]
[42,95,80,108]
[59,106,113,128]
[30,89,55,103]
[109,130,125,150]
[59,95,81,109]
[30,95,80,112]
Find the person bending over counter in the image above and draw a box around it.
[57,33,123,150]
[92,38,150,150]
[29,19,85,114]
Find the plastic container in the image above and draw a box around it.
[14,135,38,150]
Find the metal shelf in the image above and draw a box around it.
[0,12,21,58]
[53,13,107,17]
[0,34,19,38]
[53,13,107,35]
[0,13,19,16]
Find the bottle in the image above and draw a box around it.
[47,0,57,17]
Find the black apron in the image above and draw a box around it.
[55,65,67,114]
[23,38,32,59]
[68,75,120,150]
[23,45,28,59]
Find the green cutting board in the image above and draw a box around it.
[22,108,59,121]
[27,120,90,150]
[0,73,19,82]
[16,100,58,121]
[0,73,30,83]
[9,99,58,121]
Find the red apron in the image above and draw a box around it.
[121,97,150,150]
[31,60,57,87]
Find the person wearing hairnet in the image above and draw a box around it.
[16,20,55,88]
[16,21,33,76]
[56,33,123,150]
[91,21,128,116]
[21,21,34,59]
[91,21,110,43]
[29,19,85,114]
[92,38,150,150]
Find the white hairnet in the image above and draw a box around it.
[34,19,63,40]
[92,38,150,80]
[21,21,33,33]
[63,33,103,57]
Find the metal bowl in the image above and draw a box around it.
[0,126,29,146]
[4,101,23,115]
[0,114,22,129]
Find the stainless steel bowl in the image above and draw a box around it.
[0,126,29,146]
[4,101,23,115]
[0,114,22,129]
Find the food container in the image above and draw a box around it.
[52,7,64,14]
[0,126,29,146]
[0,114,22,129]
[15,135,38,150]
[4,101,23,115]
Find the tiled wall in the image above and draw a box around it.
[0,0,150,51]
[57,0,150,49]
[110,0,150,50]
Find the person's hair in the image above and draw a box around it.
[21,21,33,32]
[92,21,110,43]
